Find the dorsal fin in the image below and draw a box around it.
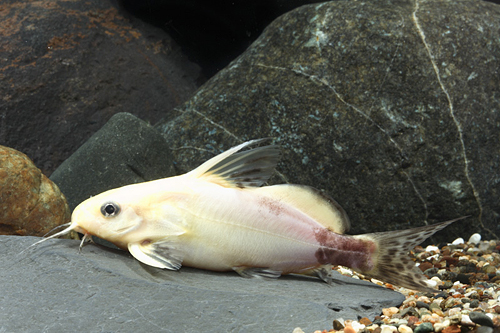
[252,184,350,234]
[186,139,281,188]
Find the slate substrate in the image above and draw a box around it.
[2,236,404,332]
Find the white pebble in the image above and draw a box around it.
[398,324,413,333]
[452,237,465,245]
[381,325,398,333]
[479,242,491,252]
[468,233,481,244]
[293,328,305,333]
[461,314,474,326]
[425,245,440,252]
[371,278,384,286]
[427,254,439,260]
[339,267,353,276]
[434,319,450,332]
[425,279,437,288]
[351,321,365,332]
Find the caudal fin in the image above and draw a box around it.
[357,217,466,292]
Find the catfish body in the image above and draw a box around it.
[35,139,461,292]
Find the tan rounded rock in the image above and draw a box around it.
[0,146,70,236]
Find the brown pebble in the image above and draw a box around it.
[492,316,500,328]
[442,325,461,333]
[344,325,356,333]
[414,246,424,253]
[407,316,420,327]
[372,328,382,333]
[359,317,372,326]
[332,319,344,331]
[419,262,434,272]
[494,305,500,314]
[442,256,459,266]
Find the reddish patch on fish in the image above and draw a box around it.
[258,197,284,216]
[314,228,375,271]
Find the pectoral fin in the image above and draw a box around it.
[233,266,282,279]
[128,240,184,270]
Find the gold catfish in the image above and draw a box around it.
[34,139,461,292]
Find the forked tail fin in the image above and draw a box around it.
[356,217,466,292]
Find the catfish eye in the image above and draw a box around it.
[101,202,120,217]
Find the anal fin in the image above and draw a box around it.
[128,240,184,270]
[298,265,334,284]
[233,266,282,279]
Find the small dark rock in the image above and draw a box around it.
[333,319,344,330]
[440,281,454,289]
[476,327,494,333]
[433,292,448,299]
[400,307,419,318]
[456,273,473,284]
[414,322,434,333]
[469,293,480,299]
[423,268,440,278]
[429,303,441,312]
[470,300,480,308]
[416,301,430,310]
[458,261,478,273]
[441,271,458,282]
[474,281,492,289]
[469,311,494,328]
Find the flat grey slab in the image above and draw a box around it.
[2,236,404,332]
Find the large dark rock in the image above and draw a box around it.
[4,235,405,332]
[1,0,200,176]
[155,0,500,241]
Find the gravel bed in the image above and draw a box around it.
[294,233,500,333]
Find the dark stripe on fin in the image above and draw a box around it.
[233,266,282,279]
[359,217,467,292]
[187,139,281,188]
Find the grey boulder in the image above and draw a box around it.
[3,235,404,332]
[155,0,500,241]
[50,112,175,211]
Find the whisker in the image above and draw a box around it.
[19,222,77,255]
[79,233,94,253]
[42,222,72,238]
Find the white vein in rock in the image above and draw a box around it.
[412,0,487,233]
